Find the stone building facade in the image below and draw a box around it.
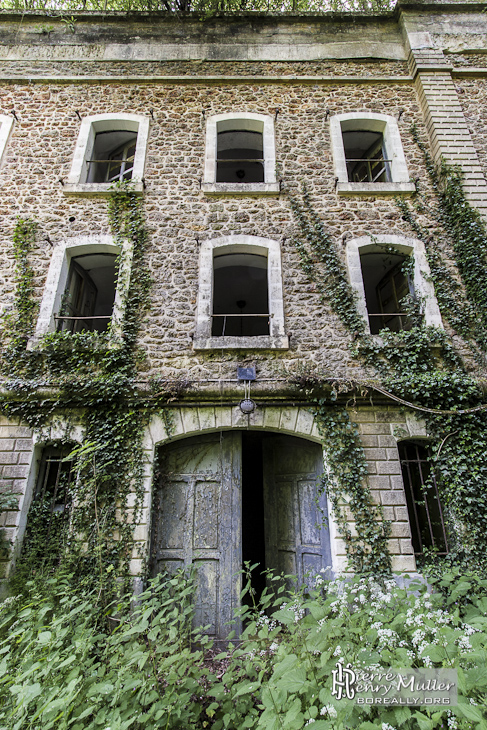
[0,0,486,638]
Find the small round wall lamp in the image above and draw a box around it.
[239,398,256,414]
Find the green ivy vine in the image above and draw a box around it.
[288,160,487,576]
[288,184,366,336]
[314,402,392,575]
[396,127,487,354]
[0,183,187,601]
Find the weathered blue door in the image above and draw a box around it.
[151,431,331,641]
[151,432,242,639]
[263,435,331,588]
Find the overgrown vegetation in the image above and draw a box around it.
[1,567,486,728]
[288,149,487,577]
[0,185,188,601]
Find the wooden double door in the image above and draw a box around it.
[150,431,331,640]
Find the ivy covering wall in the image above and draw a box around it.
[0,184,187,600]
[288,146,487,577]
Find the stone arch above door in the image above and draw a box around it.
[145,404,322,450]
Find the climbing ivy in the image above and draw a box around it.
[397,128,487,354]
[1,184,187,601]
[288,184,366,336]
[314,401,392,575]
[288,166,487,576]
[1,219,38,377]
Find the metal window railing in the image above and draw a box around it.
[85,157,135,183]
[399,443,449,556]
[368,312,424,333]
[212,312,272,337]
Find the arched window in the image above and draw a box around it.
[346,235,443,334]
[64,113,150,195]
[56,251,118,334]
[202,113,279,195]
[212,251,269,337]
[193,235,288,350]
[330,113,415,196]
[398,440,449,556]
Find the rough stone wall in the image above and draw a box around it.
[0,59,410,78]
[450,54,487,67]
[0,76,433,382]
[457,77,487,183]
[2,4,486,579]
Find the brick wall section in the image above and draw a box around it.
[0,418,34,579]
[335,407,418,574]
[409,48,487,217]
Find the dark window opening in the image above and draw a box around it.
[342,129,391,183]
[57,253,117,333]
[242,432,267,606]
[360,250,419,334]
[398,441,449,556]
[87,130,137,183]
[22,446,75,569]
[216,128,264,183]
[212,252,269,337]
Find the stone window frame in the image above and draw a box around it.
[193,234,289,350]
[30,234,133,345]
[0,115,14,169]
[345,235,443,334]
[330,112,416,196]
[12,423,84,571]
[201,113,280,196]
[63,113,150,196]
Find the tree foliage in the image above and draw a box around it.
[0,0,396,14]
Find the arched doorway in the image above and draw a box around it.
[150,430,331,641]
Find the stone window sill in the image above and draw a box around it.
[193,334,289,350]
[337,181,416,196]
[63,182,144,196]
[201,182,280,196]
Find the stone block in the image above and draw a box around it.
[375,411,406,423]
[394,507,410,521]
[360,435,379,447]
[350,410,375,423]
[376,461,402,475]
[391,555,417,572]
[381,491,406,506]
[400,538,414,554]
[390,522,411,538]
[390,475,405,490]
[363,448,387,461]
[368,475,391,490]
[378,435,397,448]
[360,424,392,435]
[387,538,401,554]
